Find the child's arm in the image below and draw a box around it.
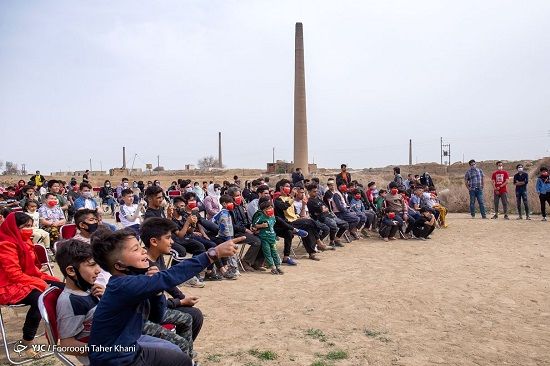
[148,292,167,324]
[251,214,268,229]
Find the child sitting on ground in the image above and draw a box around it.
[379,208,399,242]
[252,200,283,275]
[212,195,240,279]
[88,228,242,366]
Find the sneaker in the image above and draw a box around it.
[276,268,284,275]
[282,257,298,266]
[183,276,206,288]
[526,216,531,220]
[383,237,389,242]
[333,239,345,247]
[251,264,267,271]
[389,237,397,241]
[308,254,320,261]
[270,268,279,275]
[517,216,523,220]
[543,217,548,222]
[204,272,223,281]
[482,216,488,219]
[294,229,308,238]
[222,271,238,280]
[491,215,498,219]
[504,215,509,220]
[242,263,256,272]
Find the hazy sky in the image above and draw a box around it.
[1,1,549,174]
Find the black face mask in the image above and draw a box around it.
[116,263,149,276]
[69,268,93,292]
[85,223,99,233]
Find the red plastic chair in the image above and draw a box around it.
[38,287,77,366]
[34,244,54,277]
[60,224,77,240]
[92,187,101,193]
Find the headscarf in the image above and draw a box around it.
[0,213,32,272]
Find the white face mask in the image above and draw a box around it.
[498,166,503,170]
[518,167,524,172]
[82,191,93,199]
[123,182,129,188]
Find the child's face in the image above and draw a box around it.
[51,183,60,193]
[122,193,134,205]
[70,258,101,285]
[381,192,387,198]
[150,232,173,255]
[79,214,99,232]
[27,203,38,212]
[118,236,149,269]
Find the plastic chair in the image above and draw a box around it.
[60,224,77,240]
[37,287,77,366]
[34,244,54,277]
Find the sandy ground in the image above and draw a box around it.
[1,213,549,366]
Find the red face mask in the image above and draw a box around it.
[20,228,33,241]
[226,202,235,211]
[282,187,291,195]
[7,191,15,197]
[265,208,274,217]
[339,185,348,192]
[187,201,197,210]
[542,172,549,177]
[234,196,243,205]
[388,212,396,219]
[47,200,57,207]
[354,194,361,200]
[390,188,398,195]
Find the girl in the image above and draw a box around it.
[23,200,50,248]
[99,180,116,216]
[0,212,63,358]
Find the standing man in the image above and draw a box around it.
[536,167,550,222]
[513,164,530,220]
[464,159,487,219]
[491,161,510,220]
[30,170,46,188]
[335,164,351,187]
[291,168,305,188]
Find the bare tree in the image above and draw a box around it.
[198,156,223,169]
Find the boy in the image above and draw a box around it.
[89,228,242,366]
[491,161,510,219]
[411,208,436,240]
[379,208,399,242]
[213,195,239,279]
[513,164,530,220]
[73,209,100,243]
[55,240,104,364]
[142,218,204,341]
[252,200,283,275]
[38,192,66,242]
[119,188,144,235]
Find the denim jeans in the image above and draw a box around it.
[469,188,486,217]
[516,190,529,217]
[494,192,508,215]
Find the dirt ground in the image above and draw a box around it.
[1,213,549,366]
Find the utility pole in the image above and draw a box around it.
[157,155,160,169]
[440,137,443,165]
[272,147,275,163]
[409,139,412,166]
[89,158,92,172]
